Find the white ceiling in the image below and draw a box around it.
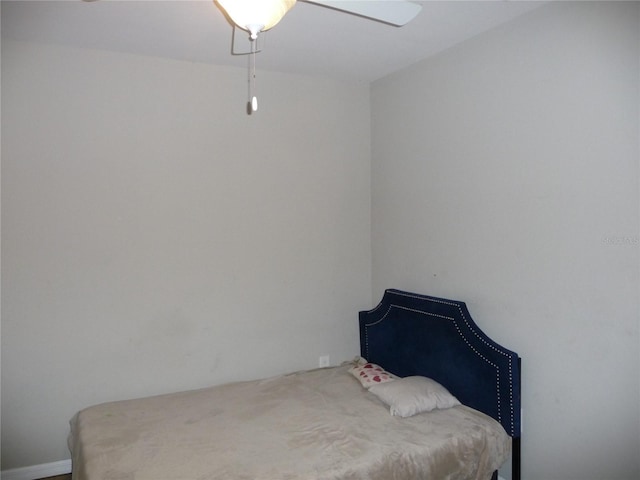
[1,1,546,82]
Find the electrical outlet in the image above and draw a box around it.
[318,355,330,368]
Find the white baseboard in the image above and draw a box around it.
[1,459,71,480]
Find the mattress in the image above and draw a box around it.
[69,364,510,480]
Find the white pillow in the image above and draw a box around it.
[368,376,460,417]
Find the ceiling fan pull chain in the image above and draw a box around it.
[248,38,258,114]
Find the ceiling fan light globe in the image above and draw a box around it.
[215,0,296,34]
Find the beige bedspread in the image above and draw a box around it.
[69,365,510,480]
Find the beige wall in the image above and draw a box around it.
[1,40,372,469]
[3,2,640,479]
[371,2,639,479]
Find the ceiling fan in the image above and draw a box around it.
[215,0,422,40]
[214,0,422,113]
[84,1,422,113]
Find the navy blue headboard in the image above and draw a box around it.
[360,289,521,439]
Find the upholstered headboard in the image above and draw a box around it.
[359,289,521,439]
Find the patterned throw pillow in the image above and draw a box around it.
[349,362,397,388]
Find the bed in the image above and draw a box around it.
[69,289,521,480]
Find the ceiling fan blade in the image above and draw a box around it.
[302,0,422,26]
